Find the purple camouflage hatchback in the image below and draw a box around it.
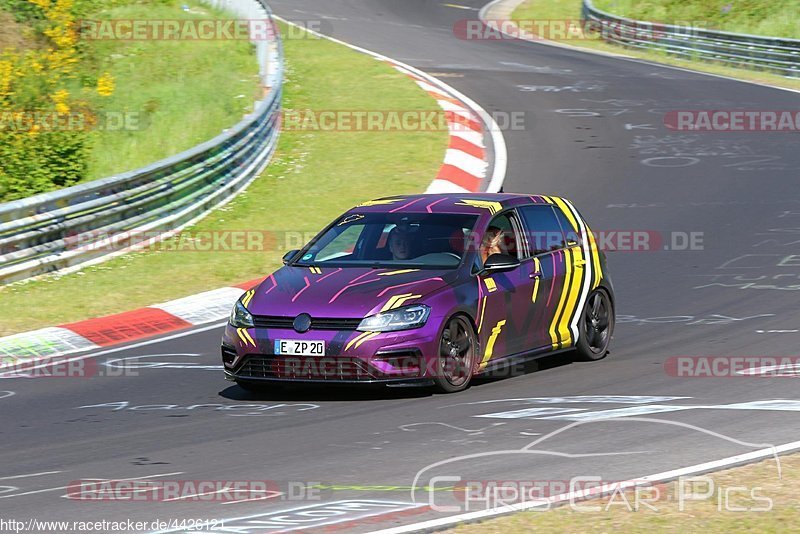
[222,193,614,393]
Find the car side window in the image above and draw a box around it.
[481,212,521,264]
[518,205,568,256]
[552,206,581,246]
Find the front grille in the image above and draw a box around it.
[252,315,362,331]
[236,355,378,381]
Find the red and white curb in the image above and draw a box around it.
[274,14,508,194]
[0,281,259,366]
[0,18,507,369]
[387,62,488,193]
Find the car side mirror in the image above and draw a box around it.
[481,253,520,274]
[282,249,300,265]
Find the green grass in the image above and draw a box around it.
[593,0,799,38]
[0,21,448,336]
[512,0,800,91]
[450,452,800,533]
[81,0,259,178]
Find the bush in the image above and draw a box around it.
[0,0,103,202]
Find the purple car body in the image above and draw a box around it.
[222,193,614,392]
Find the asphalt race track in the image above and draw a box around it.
[2,1,799,531]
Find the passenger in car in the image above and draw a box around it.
[480,226,504,263]
[388,226,413,260]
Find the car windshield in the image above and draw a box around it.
[292,212,480,269]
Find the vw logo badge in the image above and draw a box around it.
[293,313,312,333]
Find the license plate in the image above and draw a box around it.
[274,339,325,356]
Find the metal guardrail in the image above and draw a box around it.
[0,0,283,284]
[582,0,799,78]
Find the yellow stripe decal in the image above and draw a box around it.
[585,222,602,289]
[479,320,507,369]
[354,332,380,349]
[241,289,255,308]
[531,257,541,303]
[235,328,247,345]
[241,328,256,347]
[345,331,380,351]
[236,328,255,347]
[377,269,420,276]
[558,247,584,347]
[552,198,580,235]
[549,249,573,348]
[484,277,497,293]
[455,200,503,215]
[379,293,421,313]
[345,331,371,351]
[477,295,487,334]
[358,198,403,207]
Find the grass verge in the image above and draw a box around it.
[511,0,800,91]
[450,452,800,533]
[0,21,448,336]
[592,0,798,39]
[83,0,260,179]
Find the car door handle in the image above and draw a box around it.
[574,259,586,268]
[529,271,541,279]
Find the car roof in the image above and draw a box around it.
[346,193,570,215]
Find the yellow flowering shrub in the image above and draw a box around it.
[0,0,91,201]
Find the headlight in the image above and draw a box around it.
[357,305,430,332]
[229,300,254,328]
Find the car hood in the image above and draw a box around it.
[246,266,459,318]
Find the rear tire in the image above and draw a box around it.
[574,288,614,361]
[433,315,478,393]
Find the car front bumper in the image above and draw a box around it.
[221,322,444,384]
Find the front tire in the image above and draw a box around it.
[433,315,478,393]
[574,288,614,361]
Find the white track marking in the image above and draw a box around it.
[0,471,61,481]
[369,440,800,533]
[222,491,284,505]
[1,471,183,500]
[475,407,586,419]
